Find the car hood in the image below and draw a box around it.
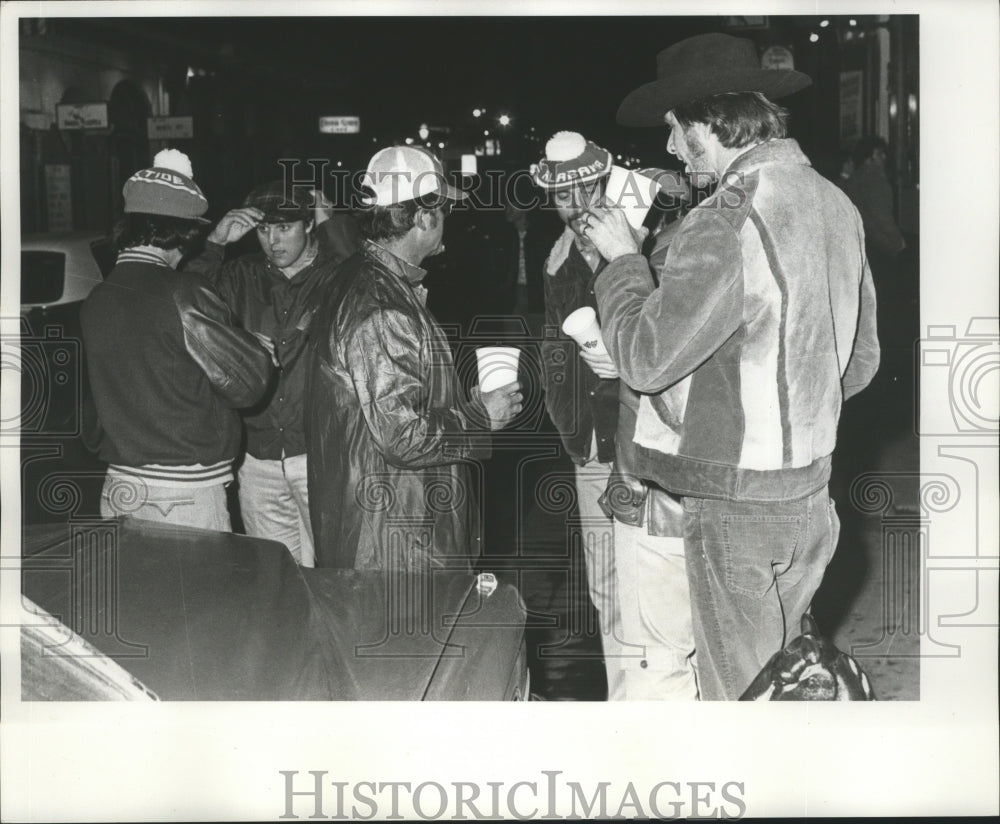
[22,519,526,700]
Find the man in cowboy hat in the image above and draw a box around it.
[582,33,880,700]
[304,146,522,570]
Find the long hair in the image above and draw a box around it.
[112,213,207,256]
[672,91,789,149]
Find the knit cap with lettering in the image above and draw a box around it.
[530,131,613,190]
[122,149,210,223]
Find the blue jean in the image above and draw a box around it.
[682,486,840,700]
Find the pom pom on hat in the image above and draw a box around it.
[122,149,209,223]
[531,131,613,191]
[544,131,588,162]
[152,149,194,179]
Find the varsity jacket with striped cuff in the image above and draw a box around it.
[81,249,274,487]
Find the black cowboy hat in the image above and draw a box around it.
[617,33,812,127]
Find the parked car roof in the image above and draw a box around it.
[20,232,113,309]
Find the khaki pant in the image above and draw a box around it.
[613,519,699,700]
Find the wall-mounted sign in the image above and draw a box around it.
[56,102,108,130]
[319,116,360,134]
[147,115,194,140]
[761,46,795,71]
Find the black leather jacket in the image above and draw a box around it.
[184,222,359,460]
[81,252,273,469]
[305,241,491,571]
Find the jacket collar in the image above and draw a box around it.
[364,240,428,286]
[118,246,173,268]
[261,242,326,285]
[722,138,811,180]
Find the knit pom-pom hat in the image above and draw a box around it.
[530,131,613,190]
[122,149,209,223]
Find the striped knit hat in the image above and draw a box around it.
[530,131,613,190]
[122,149,210,223]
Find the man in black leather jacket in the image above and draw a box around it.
[304,146,522,570]
[184,182,355,567]
[81,150,273,531]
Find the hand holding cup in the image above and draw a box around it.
[561,307,619,379]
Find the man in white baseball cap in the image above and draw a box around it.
[304,146,522,570]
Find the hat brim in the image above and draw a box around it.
[616,69,812,127]
[440,182,468,202]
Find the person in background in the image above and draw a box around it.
[184,181,353,566]
[840,135,906,269]
[305,146,522,570]
[531,131,625,700]
[585,33,880,699]
[81,150,273,531]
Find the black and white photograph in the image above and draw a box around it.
[1,0,997,820]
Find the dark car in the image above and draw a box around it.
[21,519,529,701]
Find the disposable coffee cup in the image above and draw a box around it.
[476,347,520,393]
[561,307,608,356]
[604,165,662,230]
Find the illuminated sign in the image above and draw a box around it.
[319,116,361,134]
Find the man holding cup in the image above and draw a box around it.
[304,146,522,571]
[582,34,880,699]
[531,132,626,700]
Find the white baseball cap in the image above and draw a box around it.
[359,146,468,207]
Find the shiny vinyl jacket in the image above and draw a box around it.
[305,241,490,570]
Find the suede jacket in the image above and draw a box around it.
[304,241,491,571]
[595,139,880,502]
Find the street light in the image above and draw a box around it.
[498,114,511,127]
[418,123,430,140]
[472,108,483,117]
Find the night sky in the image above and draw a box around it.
[77,15,754,157]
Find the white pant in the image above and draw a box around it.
[100,475,231,532]
[574,461,627,700]
[613,519,699,700]
[238,452,314,567]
